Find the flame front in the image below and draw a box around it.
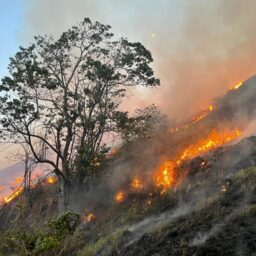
[1,177,24,204]
[170,104,217,134]
[179,129,241,161]
[230,81,243,90]
[154,128,241,191]
[3,187,24,204]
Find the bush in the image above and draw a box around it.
[0,211,80,256]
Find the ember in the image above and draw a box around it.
[85,213,96,223]
[115,191,125,203]
[46,176,58,184]
[131,177,143,190]
[146,199,152,206]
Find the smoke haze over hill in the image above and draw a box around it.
[18,0,256,121]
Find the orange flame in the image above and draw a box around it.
[170,104,217,134]
[131,177,143,190]
[85,213,96,223]
[46,176,58,184]
[14,177,24,184]
[154,128,241,191]
[230,81,243,90]
[153,161,176,191]
[3,187,23,204]
[115,191,125,203]
[0,176,24,204]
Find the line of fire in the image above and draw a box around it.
[0,78,250,223]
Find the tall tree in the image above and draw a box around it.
[0,18,159,210]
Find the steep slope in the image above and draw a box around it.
[78,137,256,256]
[1,75,256,255]
[109,166,256,256]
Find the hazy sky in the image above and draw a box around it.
[1,0,256,168]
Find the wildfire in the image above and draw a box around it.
[154,128,241,191]
[154,161,176,190]
[15,177,24,184]
[131,177,143,190]
[170,104,217,134]
[85,213,96,223]
[0,175,59,205]
[115,191,125,203]
[230,81,243,91]
[192,112,208,123]
[46,176,58,184]
[0,176,25,204]
[3,186,23,204]
[179,129,241,161]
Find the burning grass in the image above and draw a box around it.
[153,128,241,191]
[114,127,242,199]
[0,175,58,206]
[229,81,243,91]
[1,142,256,256]
[109,166,256,256]
[1,77,253,255]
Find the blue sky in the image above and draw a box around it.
[0,1,26,78]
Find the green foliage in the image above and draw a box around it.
[35,235,60,254]
[47,211,80,239]
[78,227,126,256]
[234,166,256,180]
[116,104,168,143]
[0,211,80,256]
[75,143,109,181]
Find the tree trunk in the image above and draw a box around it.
[58,178,71,212]
[58,162,71,212]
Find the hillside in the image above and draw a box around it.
[108,138,256,256]
[79,136,256,256]
[0,76,256,255]
[0,139,255,255]
[110,165,256,256]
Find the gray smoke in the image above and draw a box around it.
[20,0,256,121]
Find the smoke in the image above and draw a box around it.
[1,0,256,170]
[189,197,254,247]
[190,223,223,247]
[240,120,256,139]
[124,203,192,247]
[19,0,256,121]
